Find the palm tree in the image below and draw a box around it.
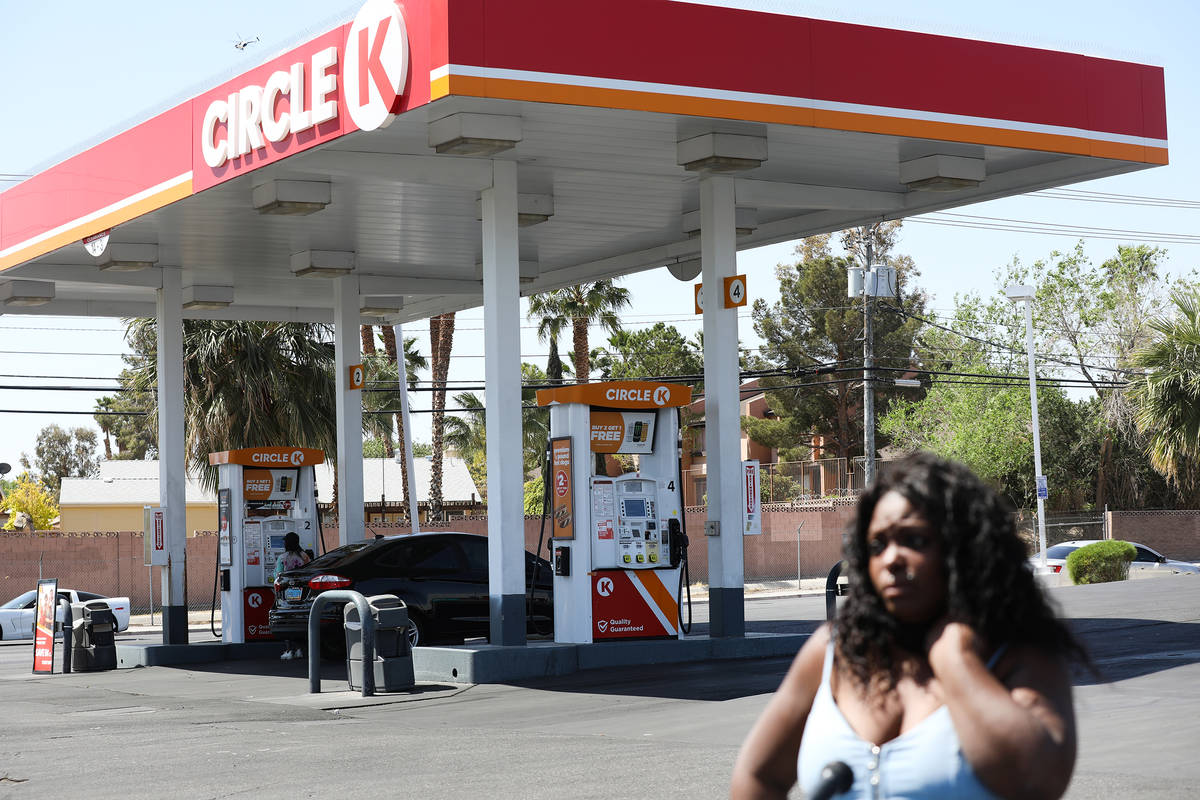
[1128,289,1200,498]
[93,398,116,460]
[528,295,569,384]
[125,319,338,493]
[528,280,630,382]
[442,365,552,505]
[428,313,456,520]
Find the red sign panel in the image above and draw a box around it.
[32,579,58,674]
[591,570,675,640]
[243,587,276,641]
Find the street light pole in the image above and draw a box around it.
[863,239,876,488]
[1006,285,1048,571]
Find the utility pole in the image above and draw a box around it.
[862,237,876,487]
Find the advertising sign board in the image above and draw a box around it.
[32,579,58,674]
[743,460,761,535]
[144,506,167,566]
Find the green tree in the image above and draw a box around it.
[444,390,488,498]
[749,226,925,461]
[528,280,631,382]
[92,376,156,460]
[523,473,545,515]
[1128,289,1200,500]
[124,319,338,493]
[2,473,59,530]
[21,425,100,497]
[590,322,703,381]
[1001,243,1185,507]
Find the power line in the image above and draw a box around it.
[1033,187,1200,210]
[879,303,1138,376]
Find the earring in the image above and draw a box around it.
[904,570,916,581]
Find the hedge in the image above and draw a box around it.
[1066,540,1136,585]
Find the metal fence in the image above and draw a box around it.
[1014,510,1106,554]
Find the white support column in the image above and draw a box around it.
[156,267,188,644]
[700,173,745,637]
[481,158,526,646]
[333,276,364,547]
[392,322,421,533]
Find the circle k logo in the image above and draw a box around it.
[596,577,614,597]
[247,593,263,609]
[344,0,409,132]
[653,386,670,406]
[290,450,305,466]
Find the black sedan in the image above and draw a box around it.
[269,532,553,653]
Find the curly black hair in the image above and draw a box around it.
[835,451,1085,688]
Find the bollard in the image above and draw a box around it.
[307,590,375,697]
[60,599,73,675]
[825,560,847,623]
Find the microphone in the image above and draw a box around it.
[809,761,853,800]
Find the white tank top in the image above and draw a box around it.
[797,641,1005,799]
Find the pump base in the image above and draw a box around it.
[489,593,526,646]
[413,632,805,683]
[161,605,190,645]
[708,587,746,637]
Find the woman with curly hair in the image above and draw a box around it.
[732,452,1084,800]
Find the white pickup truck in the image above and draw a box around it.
[0,589,131,640]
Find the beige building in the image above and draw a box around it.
[58,457,481,532]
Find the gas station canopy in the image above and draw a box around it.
[0,0,1167,318]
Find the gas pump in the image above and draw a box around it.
[536,381,692,644]
[209,447,323,644]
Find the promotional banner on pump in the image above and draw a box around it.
[589,410,656,454]
[550,437,575,539]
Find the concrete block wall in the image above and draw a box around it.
[1106,510,1200,561]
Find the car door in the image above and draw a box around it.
[392,536,471,640]
[0,591,37,639]
[1130,545,1165,577]
[449,536,490,639]
[13,593,40,639]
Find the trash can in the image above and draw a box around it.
[344,594,414,692]
[70,600,117,672]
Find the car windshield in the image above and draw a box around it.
[305,540,377,570]
[2,590,37,609]
[1045,544,1080,559]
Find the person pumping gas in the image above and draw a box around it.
[731,452,1086,800]
[275,531,311,661]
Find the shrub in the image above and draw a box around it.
[1066,540,1136,585]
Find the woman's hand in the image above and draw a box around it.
[925,618,984,673]
[924,622,1077,800]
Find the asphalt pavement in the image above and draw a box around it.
[1,577,1197,799]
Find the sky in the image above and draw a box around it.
[1,0,1198,475]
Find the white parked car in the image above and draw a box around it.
[1029,540,1200,579]
[0,589,131,640]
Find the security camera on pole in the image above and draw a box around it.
[848,239,897,488]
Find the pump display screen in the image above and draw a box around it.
[622,498,647,518]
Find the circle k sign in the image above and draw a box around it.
[344,0,410,132]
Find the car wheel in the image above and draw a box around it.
[406,614,425,649]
